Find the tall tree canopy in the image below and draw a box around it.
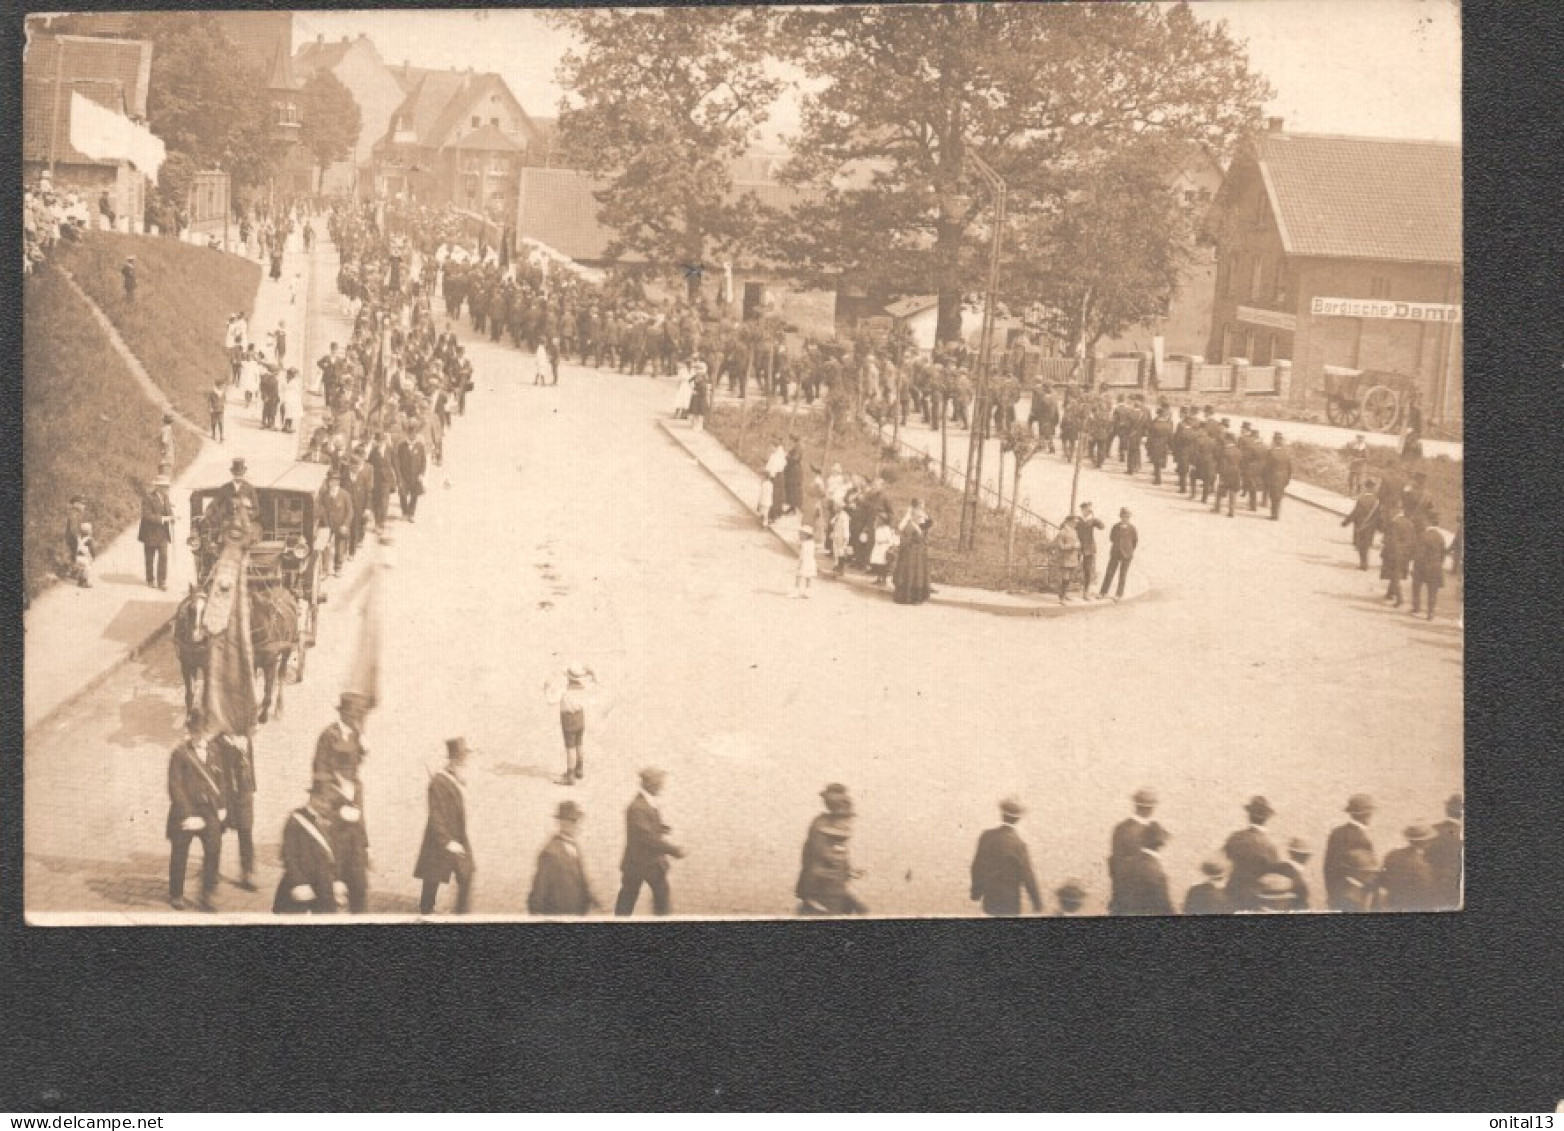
[299,70,363,193]
[550,8,782,293]
[129,12,278,198]
[774,2,1270,343]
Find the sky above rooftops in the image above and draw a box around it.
[292,1,1460,149]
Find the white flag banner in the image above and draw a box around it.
[68,91,166,183]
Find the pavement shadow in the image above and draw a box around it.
[1297,553,1369,573]
[99,572,152,588]
[490,760,558,781]
[100,599,173,646]
[108,689,185,749]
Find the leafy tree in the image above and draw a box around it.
[130,12,278,199]
[999,423,1043,580]
[549,8,783,295]
[773,3,1269,343]
[1009,139,1198,359]
[299,70,363,194]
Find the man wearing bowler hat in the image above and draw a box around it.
[969,796,1043,916]
[528,800,596,916]
[139,473,176,589]
[1378,824,1441,911]
[1108,787,1161,912]
[317,469,353,576]
[415,738,476,915]
[1222,796,1281,912]
[614,767,685,917]
[1324,794,1380,911]
[1111,823,1174,916]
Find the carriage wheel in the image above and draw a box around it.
[1361,385,1400,433]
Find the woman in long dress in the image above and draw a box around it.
[672,369,693,419]
[892,499,933,605]
[281,368,304,434]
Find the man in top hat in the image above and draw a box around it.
[528,800,596,916]
[969,797,1043,917]
[415,738,476,915]
[313,694,369,781]
[1108,788,1161,911]
[1377,825,1440,911]
[614,767,685,917]
[139,474,176,590]
[274,780,341,914]
[1324,794,1379,912]
[1427,794,1464,909]
[213,458,259,533]
[1182,857,1233,915]
[366,432,398,533]
[1054,879,1089,917]
[1222,796,1281,912]
[166,709,225,911]
[797,784,854,907]
[1111,823,1174,916]
[1263,432,1293,520]
[1099,508,1138,601]
[317,469,354,577]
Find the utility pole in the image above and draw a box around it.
[957,152,1007,552]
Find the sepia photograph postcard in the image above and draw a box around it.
[20,2,1463,925]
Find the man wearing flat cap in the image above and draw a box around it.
[1108,788,1162,913]
[969,797,1043,916]
[1324,794,1380,911]
[1222,796,1281,912]
[1182,857,1233,915]
[614,767,684,917]
[415,738,476,915]
[1427,794,1464,909]
[528,800,596,916]
[139,474,176,590]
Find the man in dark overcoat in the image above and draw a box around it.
[167,710,225,911]
[528,800,596,916]
[139,474,175,590]
[613,767,684,916]
[1222,795,1281,912]
[1324,794,1379,911]
[415,738,475,914]
[1263,432,1293,519]
[969,797,1043,916]
[274,781,341,914]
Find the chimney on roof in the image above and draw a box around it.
[1266,116,1285,133]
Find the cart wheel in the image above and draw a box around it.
[1362,385,1400,433]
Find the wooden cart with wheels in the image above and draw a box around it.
[1320,366,1420,434]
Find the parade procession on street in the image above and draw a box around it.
[22,5,1462,923]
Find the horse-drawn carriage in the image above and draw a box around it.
[178,462,332,720]
[1320,366,1420,433]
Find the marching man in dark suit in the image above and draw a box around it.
[614,767,685,917]
[212,731,257,892]
[1222,796,1281,912]
[415,738,476,915]
[394,431,427,522]
[1108,787,1161,913]
[139,474,176,590]
[167,709,226,911]
[274,781,342,914]
[1340,479,1382,570]
[1263,433,1293,520]
[528,800,596,916]
[1377,824,1440,911]
[1112,823,1174,916]
[1324,794,1379,911]
[317,470,354,576]
[969,797,1043,916]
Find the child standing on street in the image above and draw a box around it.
[870,517,898,586]
[549,663,598,785]
[73,522,95,588]
[794,526,818,598]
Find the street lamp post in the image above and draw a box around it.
[957,152,1007,553]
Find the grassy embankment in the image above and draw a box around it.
[1291,442,1463,529]
[706,402,1058,592]
[24,235,263,602]
[56,231,262,422]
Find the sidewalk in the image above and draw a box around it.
[659,417,1148,617]
[25,234,319,733]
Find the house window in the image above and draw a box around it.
[1369,275,1390,298]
